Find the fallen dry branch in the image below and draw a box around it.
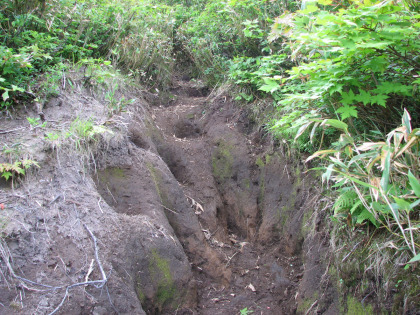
[48,224,108,315]
[0,224,109,314]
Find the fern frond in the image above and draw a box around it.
[356,209,379,227]
[333,189,358,215]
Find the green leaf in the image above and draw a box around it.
[410,199,420,209]
[374,82,412,95]
[354,90,372,105]
[1,171,12,181]
[372,201,390,215]
[350,200,362,214]
[340,89,356,105]
[259,79,280,93]
[358,41,393,49]
[318,0,333,5]
[300,4,319,14]
[356,209,379,227]
[11,85,24,92]
[336,105,358,120]
[402,109,412,134]
[329,156,348,169]
[2,90,9,101]
[407,253,420,264]
[394,197,412,212]
[337,171,376,189]
[240,93,253,102]
[370,94,389,107]
[329,84,344,95]
[408,171,420,198]
[16,167,25,175]
[323,119,348,131]
[380,150,391,192]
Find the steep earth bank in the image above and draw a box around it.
[0,77,337,314]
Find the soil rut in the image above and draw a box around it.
[150,79,302,314]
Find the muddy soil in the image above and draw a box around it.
[0,76,337,314]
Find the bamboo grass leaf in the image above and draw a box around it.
[380,150,391,191]
[408,171,420,198]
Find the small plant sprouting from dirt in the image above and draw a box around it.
[26,117,47,129]
[0,144,39,183]
[105,84,136,117]
[44,117,111,153]
[0,160,39,181]
[240,307,253,315]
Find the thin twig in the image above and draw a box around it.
[0,224,110,313]
[105,284,119,314]
[83,224,107,284]
[341,241,362,263]
[48,225,108,315]
[361,290,375,304]
[161,204,178,214]
[48,280,107,315]
[13,275,60,290]
[304,300,318,315]
[225,251,239,267]
[0,127,25,134]
[85,259,94,283]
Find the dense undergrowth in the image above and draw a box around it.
[1,0,419,312]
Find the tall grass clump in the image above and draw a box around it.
[176,0,290,84]
[0,0,178,111]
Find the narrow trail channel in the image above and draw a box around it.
[149,78,306,314]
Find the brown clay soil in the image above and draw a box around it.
[0,76,336,315]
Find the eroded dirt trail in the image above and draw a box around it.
[0,75,334,315]
[149,79,303,314]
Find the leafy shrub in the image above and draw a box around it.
[177,0,288,83]
[267,0,419,141]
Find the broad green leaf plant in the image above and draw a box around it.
[268,0,419,141]
[0,160,39,181]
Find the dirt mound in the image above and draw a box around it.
[0,78,337,314]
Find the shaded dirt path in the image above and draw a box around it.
[150,78,303,314]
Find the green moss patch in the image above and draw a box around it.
[212,140,234,183]
[147,162,172,209]
[297,291,318,314]
[149,249,177,309]
[98,167,126,182]
[136,279,146,304]
[345,296,373,315]
[256,156,265,168]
